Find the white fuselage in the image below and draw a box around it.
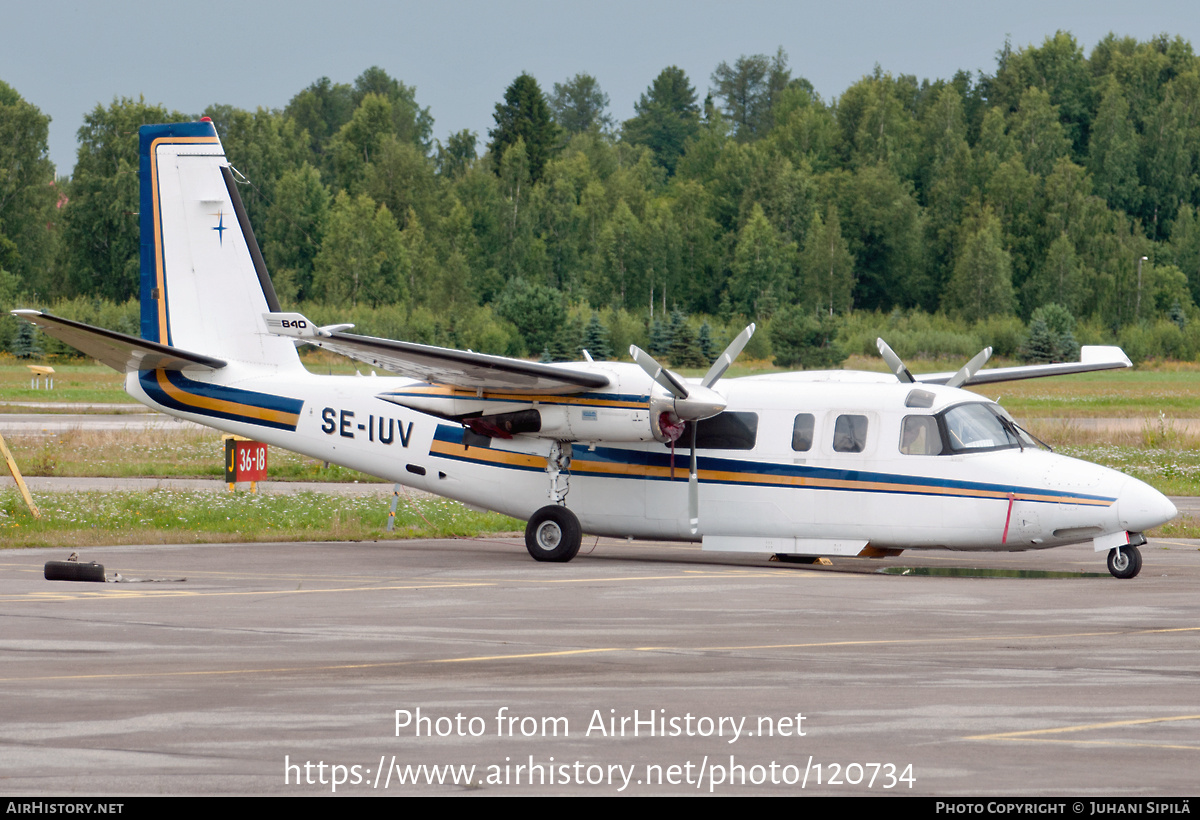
[124,362,1176,558]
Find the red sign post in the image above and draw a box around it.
[224,437,268,491]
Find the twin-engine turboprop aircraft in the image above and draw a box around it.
[14,121,1177,578]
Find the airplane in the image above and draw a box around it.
[13,120,1178,579]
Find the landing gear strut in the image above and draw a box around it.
[525,505,582,562]
[1107,544,1143,579]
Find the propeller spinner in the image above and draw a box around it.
[630,324,756,534]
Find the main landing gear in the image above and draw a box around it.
[524,441,582,562]
[1107,544,1143,579]
[525,505,582,562]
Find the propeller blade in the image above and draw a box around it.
[630,345,689,399]
[945,346,993,389]
[876,338,914,383]
[701,323,756,388]
[688,423,699,535]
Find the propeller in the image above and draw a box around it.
[631,323,756,534]
[876,338,914,383]
[945,346,992,388]
[876,337,993,388]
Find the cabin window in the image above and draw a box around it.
[832,414,868,453]
[900,415,943,455]
[791,414,815,451]
[672,411,759,450]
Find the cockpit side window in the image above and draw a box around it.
[900,415,943,455]
[792,414,815,452]
[832,414,868,453]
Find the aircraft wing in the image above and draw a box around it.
[916,346,1132,386]
[286,327,611,393]
[11,310,226,373]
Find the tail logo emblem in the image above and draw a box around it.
[211,210,227,245]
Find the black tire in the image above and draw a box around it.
[44,561,106,583]
[524,505,582,563]
[1107,545,1142,579]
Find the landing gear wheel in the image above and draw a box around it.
[1107,544,1142,579]
[44,561,105,582]
[525,505,582,563]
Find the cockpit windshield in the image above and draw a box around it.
[941,403,1031,453]
[900,403,1039,456]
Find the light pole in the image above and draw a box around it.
[1136,255,1148,319]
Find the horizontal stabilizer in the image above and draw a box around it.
[917,346,1132,386]
[12,310,226,373]
[263,321,610,393]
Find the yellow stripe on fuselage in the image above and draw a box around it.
[154,370,300,427]
[432,437,1114,507]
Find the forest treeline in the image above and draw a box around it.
[5,31,1200,366]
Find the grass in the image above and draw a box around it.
[2,427,380,482]
[0,362,129,407]
[0,488,521,549]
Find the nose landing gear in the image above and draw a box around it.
[1107,544,1143,579]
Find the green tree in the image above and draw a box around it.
[488,73,559,183]
[1088,78,1142,216]
[550,73,613,134]
[61,97,189,300]
[328,93,396,193]
[494,277,565,355]
[710,47,791,141]
[436,130,477,179]
[945,209,1015,321]
[769,305,845,368]
[1008,87,1071,177]
[799,205,855,316]
[284,76,356,163]
[623,67,700,175]
[352,66,433,153]
[1023,233,1085,317]
[0,81,56,295]
[1020,303,1079,362]
[730,204,794,318]
[666,308,706,367]
[262,163,329,303]
[311,192,406,307]
[834,164,928,310]
[580,312,614,360]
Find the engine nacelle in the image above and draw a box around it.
[466,404,658,443]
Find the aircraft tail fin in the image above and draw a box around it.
[138,120,300,370]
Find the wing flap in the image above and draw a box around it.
[264,315,610,393]
[12,310,226,373]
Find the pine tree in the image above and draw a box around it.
[489,74,559,183]
[1020,317,1057,363]
[697,322,717,361]
[648,318,671,359]
[580,313,614,361]
[667,311,706,367]
[12,322,42,359]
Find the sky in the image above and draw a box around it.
[4,0,1200,175]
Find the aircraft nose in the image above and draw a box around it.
[1118,477,1177,532]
